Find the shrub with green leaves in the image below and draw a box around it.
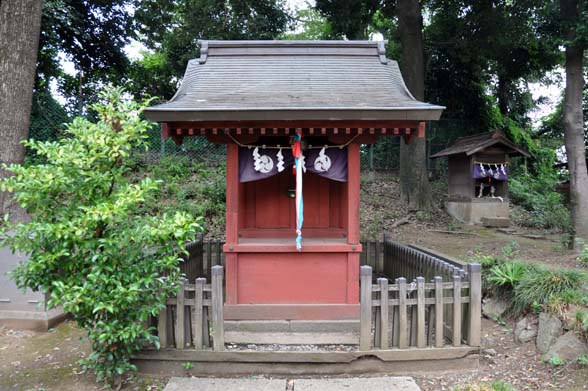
[577,245,588,267]
[0,87,201,386]
[513,266,588,315]
[487,262,527,288]
[509,170,570,231]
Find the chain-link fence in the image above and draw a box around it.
[139,128,227,166]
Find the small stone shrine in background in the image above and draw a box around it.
[431,131,531,227]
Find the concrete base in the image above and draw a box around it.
[134,348,480,377]
[0,308,68,331]
[138,354,479,378]
[1,241,67,331]
[446,199,509,226]
[164,376,422,391]
[225,320,359,344]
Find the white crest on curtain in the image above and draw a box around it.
[253,147,274,173]
[314,147,332,172]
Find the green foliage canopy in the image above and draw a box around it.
[0,88,201,384]
[37,0,136,112]
[130,0,292,100]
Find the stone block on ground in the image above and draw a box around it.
[542,331,588,362]
[514,316,538,344]
[482,298,509,320]
[480,217,510,228]
[536,312,563,354]
[163,376,422,391]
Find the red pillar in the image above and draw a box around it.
[346,143,360,303]
[225,143,239,304]
[347,143,360,244]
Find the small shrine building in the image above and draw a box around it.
[431,131,531,227]
[145,40,444,322]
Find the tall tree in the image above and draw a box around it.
[36,0,135,113]
[397,0,432,209]
[0,0,44,217]
[317,0,432,208]
[426,0,560,127]
[131,0,291,100]
[560,0,588,243]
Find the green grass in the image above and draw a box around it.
[128,155,226,239]
[470,243,588,316]
[513,266,588,315]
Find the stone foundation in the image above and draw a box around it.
[446,199,509,226]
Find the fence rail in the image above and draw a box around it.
[157,265,225,351]
[156,239,481,354]
[383,238,468,281]
[359,263,481,351]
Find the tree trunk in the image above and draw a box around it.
[561,0,588,245]
[397,0,432,209]
[0,0,43,219]
[497,77,509,116]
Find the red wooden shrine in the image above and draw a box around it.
[145,40,444,321]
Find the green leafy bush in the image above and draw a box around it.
[501,241,520,259]
[577,245,588,267]
[136,157,226,239]
[0,87,201,386]
[513,266,588,315]
[548,357,566,366]
[509,170,570,231]
[487,262,527,288]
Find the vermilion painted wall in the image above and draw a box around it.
[224,142,362,320]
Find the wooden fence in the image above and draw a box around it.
[157,238,481,354]
[382,239,468,281]
[359,263,481,350]
[157,265,225,351]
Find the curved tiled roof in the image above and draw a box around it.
[430,131,531,158]
[145,40,445,122]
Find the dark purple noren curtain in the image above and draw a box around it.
[473,163,508,181]
[239,147,347,183]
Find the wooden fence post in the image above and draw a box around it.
[359,265,373,351]
[452,275,462,347]
[467,263,482,347]
[192,277,205,349]
[175,278,186,349]
[157,305,168,349]
[416,276,426,348]
[211,265,225,351]
[379,277,389,349]
[398,277,408,349]
[434,276,444,348]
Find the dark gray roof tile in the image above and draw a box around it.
[145,40,444,122]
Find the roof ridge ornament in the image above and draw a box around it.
[199,41,209,64]
[377,41,388,64]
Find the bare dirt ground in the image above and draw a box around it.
[361,172,581,270]
[415,318,588,391]
[1,173,585,390]
[0,322,165,391]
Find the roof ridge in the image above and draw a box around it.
[200,40,385,47]
[197,40,389,64]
